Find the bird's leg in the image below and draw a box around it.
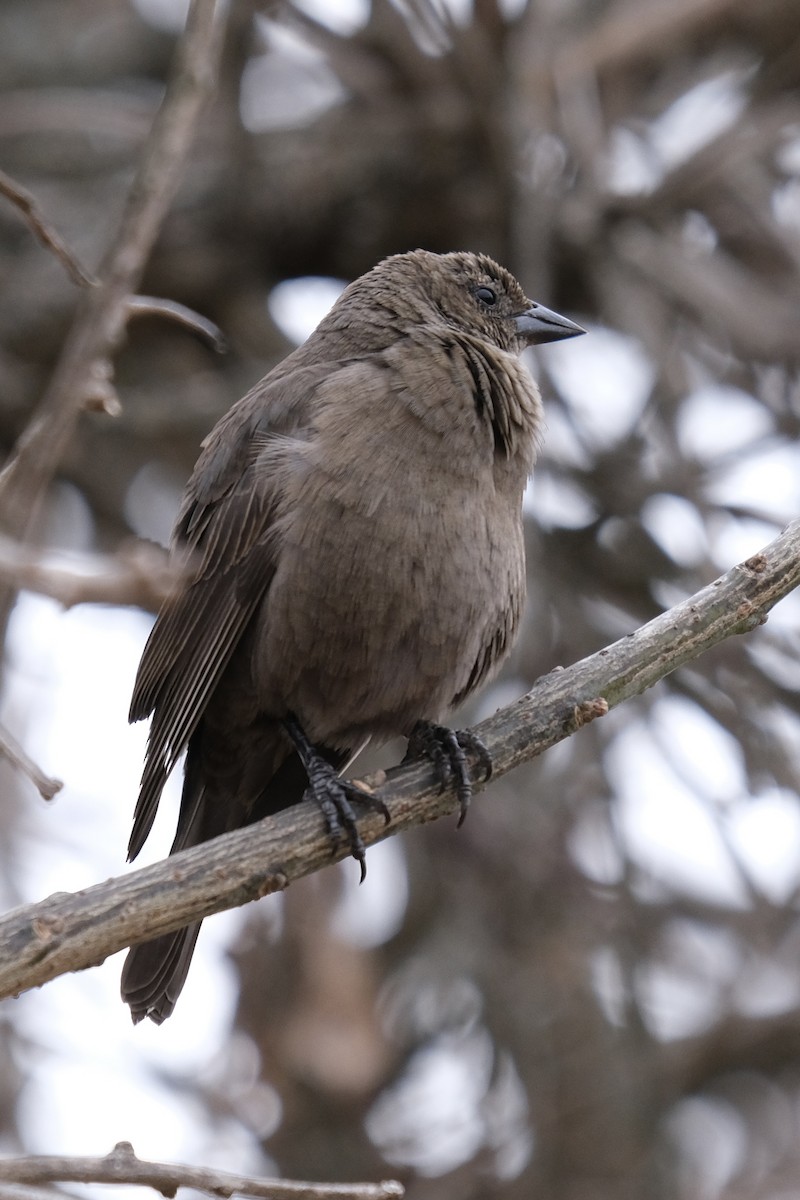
[282,714,389,882]
[406,720,493,826]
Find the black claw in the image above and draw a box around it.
[407,720,493,825]
[283,715,388,880]
[458,729,493,784]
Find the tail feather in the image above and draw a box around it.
[121,721,342,1024]
[121,923,202,1025]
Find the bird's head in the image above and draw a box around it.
[415,249,584,353]
[312,249,584,359]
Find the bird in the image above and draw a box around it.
[121,248,584,1023]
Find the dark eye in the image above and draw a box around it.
[475,286,497,306]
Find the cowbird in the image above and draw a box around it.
[121,249,584,1023]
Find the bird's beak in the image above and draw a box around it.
[513,303,585,345]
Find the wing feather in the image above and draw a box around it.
[126,367,321,860]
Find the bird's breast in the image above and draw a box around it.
[253,449,525,746]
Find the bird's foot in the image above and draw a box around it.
[283,715,389,882]
[406,720,492,825]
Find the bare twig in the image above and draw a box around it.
[127,295,227,352]
[0,0,226,544]
[0,161,224,404]
[0,1143,404,1200]
[0,168,96,288]
[0,723,62,801]
[0,535,178,612]
[0,520,798,1002]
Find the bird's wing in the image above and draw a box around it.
[127,365,325,859]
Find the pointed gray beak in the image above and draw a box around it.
[514,303,585,345]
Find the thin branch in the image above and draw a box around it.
[127,296,227,353]
[0,722,62,801]
[0,535,179,613]
[0,520,798,1002]
[0,0,226,542]
[0,1143,404,1200]
[0,168,96,288]
[0,166,225,374]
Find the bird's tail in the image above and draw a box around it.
[121,923,202,1024]
[120,724,338,1024]
[121,728,221,1025]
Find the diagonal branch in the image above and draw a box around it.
[0,168,95,288]
[0,722,62,801]
[0,0,226,543]
[0,519,798,1003]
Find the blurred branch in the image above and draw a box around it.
[559,0,749,80]
[0,0,226,543]
[0,520,798,1001]
[0,169,95,287]
[614,223,800,360]
[0,1143,404,1200]
[126,296,227,353]
[0,723,62,802]
[0,535,178,612]
[668,1006,800,1092]
[0,169,224,371]
[0,535,176,803]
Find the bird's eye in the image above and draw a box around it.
[475,286,497,307]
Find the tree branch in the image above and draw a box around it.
[0,0,226,541]
[126,296,227,353]
[0,1143,404,1200]
[0,534,179,612]
[0,168,95,288]
[0,520,798,1002]
[0,722,62,801]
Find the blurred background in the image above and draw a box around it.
[2,1,800,1197]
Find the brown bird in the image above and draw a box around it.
[121,249,584,1023]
